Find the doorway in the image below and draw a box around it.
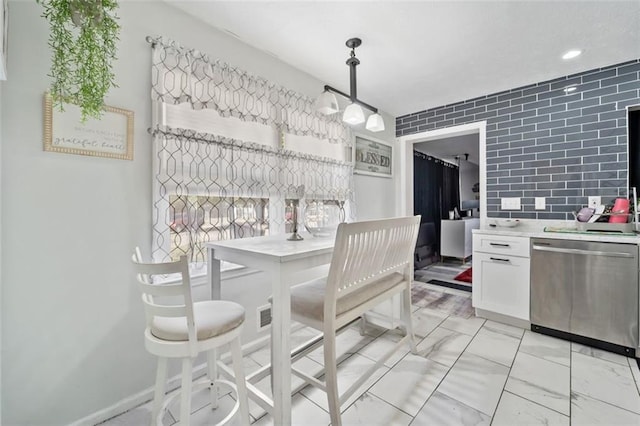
[399,121,487,221]
[413,134,479,252]
[398,121,487,292]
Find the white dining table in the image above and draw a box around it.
[206,233,335,425]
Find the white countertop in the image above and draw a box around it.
[474,219,640,244]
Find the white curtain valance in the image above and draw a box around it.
[149,36,353,146]
[151,124,354,197]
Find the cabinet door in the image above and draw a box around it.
[472,252,530,320]
[441,220,465,258]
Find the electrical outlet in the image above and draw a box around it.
[535,197,546,210]
[588,196,601,208]
[501,197,521,210]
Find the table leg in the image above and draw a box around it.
[270,266,292,425]
[208,248,222,301]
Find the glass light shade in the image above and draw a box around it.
[365,113,385,132]
[316,90,339,115]
[342,103,365,125]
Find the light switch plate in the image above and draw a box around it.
[535,197,546,210]
[501,197,521,210]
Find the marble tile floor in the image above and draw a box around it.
[411,282,474,319]
[101,282,640,426]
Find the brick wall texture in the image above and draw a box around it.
[396,60,640,219]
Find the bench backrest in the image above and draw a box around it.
[324,216,421,319]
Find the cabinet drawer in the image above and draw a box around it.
[473,234,530,257]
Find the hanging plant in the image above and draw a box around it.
[38,0,120,120]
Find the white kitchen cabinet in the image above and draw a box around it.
[441,218,480,262]
[472,233,530,321]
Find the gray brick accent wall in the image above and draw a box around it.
[397,60,640,220]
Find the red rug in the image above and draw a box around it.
[454,267,472,283]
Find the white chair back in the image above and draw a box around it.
[131,249,251,425]
[131,252,198,356]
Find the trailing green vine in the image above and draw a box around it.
[38,0,120,120]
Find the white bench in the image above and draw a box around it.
[287,216,421,426]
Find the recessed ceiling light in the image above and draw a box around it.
[562,50,582,60]
[564,86,577,93]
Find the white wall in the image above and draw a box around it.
[353,111,398,220]
[1,2,396,424]
[459,160,480,205]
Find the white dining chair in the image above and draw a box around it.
[132,249,250,426]
[286,216,421,426]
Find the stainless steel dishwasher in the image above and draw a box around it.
[531,238,639,357]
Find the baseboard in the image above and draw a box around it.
[69,363,209,426]
[531,324,637,358]
[475,308,530,330]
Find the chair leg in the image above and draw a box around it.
[323,330,342,426]
[207,349,219,410]
[180,357,194,426]
[359,314,367,336]
[151,357,168,426]
[402,287,417,354]
[230,337,251,425]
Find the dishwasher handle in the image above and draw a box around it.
[532,244,635,258]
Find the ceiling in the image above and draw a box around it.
[166,0,640,164]
[414,134,480,166]
[167,1,640,119]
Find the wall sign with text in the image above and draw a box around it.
[43,93,134,160]
[353,135,392,178]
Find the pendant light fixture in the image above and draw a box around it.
[316,38,385,132]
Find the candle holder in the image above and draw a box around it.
[337,200,346,223]
[286,184,305,241]
[287,200,304,241]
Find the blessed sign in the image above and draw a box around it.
[354,136,392,177]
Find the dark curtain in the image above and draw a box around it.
[441,164,461,218]
[413,152,460,254]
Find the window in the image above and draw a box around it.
[169,194,270,263]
